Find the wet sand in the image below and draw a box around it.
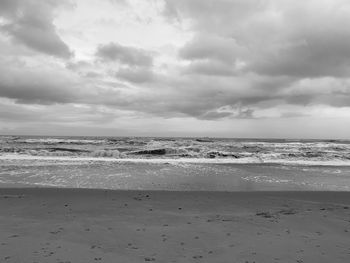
[0,188,350,263]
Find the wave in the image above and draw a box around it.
[129,148,167,155]
[90,150,124,158]
[2,136,350,165]
[128,147,196,156]
[0,147,123,158]
[1,154,350,166]
[12,138,105,145]
[1,145,350,160]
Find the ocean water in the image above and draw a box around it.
[0,135,350,191]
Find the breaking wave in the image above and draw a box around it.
[1,136,350,165]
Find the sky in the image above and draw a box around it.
[1,0,350,139]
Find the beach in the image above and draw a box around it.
[1,136,350,262]
[2,0,350,261]
[1,188,350,263]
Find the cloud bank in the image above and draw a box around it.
[0,0,350,138]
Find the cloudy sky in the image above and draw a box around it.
[1,0,350,138]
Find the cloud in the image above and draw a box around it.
[1,0,350,138]
[249,26,350,77]
[278,77,350,107]
[0,98,119,126]
[163,0,263,33]
[96,42,153,67]
[199,105,254,120]
[179,35,241,64]
[0,100,41,122]
[108,0,128,6]
[166,0,350,78]
[183,60,240,76]
[0,61,78,104]
[0,0,21,17]
[280,112,309,118]
[116,67,154,83]
[0,0,73,58]
[179,34,248,76]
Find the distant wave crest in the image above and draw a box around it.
[1,136,350,165]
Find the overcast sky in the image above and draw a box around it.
[1,0,350,138]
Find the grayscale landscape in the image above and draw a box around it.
[0,1,350,262]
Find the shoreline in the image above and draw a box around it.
[1,188,350,262]
[2,154,350,166]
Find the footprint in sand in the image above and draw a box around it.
[91,245,102,249]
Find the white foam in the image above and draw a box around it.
[17,138,105,144]
[1,154,350,166]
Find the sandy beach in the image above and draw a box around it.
[2,0,350,261]
[0,188,349,263]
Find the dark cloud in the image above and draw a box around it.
[0,64,78,105]
[250,27,350,77]
[91,73,350,118]
[0,0,73,58]
[0,0,21,17]
[162,0,181,23]
[0,83,74,105]
[239,108,254,118]
[167,0,350,78]
[93,76,259,119]
[96,42,153,67]
[1,52,349,122]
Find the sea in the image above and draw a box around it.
[1,135,350,191]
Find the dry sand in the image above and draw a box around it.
[0,188,349,263]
